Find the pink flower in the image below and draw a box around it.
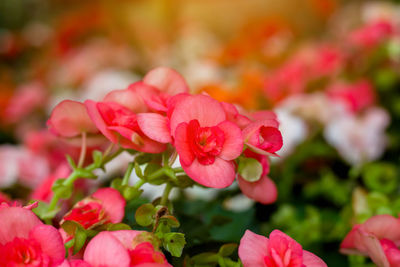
[349,20,395,49]
[242,116,283,156]
[340,214,400,267]
[169,94,243,188]
[48,100,106,147]
[326,80,375,113]
[62,188,126,230]
[142,67,189,112]
[85,83,167,153]
[239,230,327,267]
[237,150,277,204]
[0,206,65,266]
[5,81,47,123]
[83,230,171,267]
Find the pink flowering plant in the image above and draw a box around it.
[0,66,328,267]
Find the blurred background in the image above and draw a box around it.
[1,0,400,266]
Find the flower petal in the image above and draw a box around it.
[137,113,172,143]
[30,224,65,266]
[238,230,269,267]
[302,250,328,267]
[0,206,42,244]
[92,188,126,223]
[48,100,98,137]
[109,230,143,249]
[238,175,277,204]
[84,231,130,267]
[218,121,243,161]
[143,67,189,95]
[182,157,235,188]
[174,123,195,166]
[170,95,226,136]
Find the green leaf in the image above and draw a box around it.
[134,162,143,178]
[218,243,238,257]
[163,232,186,257]
[135,203,156,227]
[159,215,180,228]
[73,228,87,255]
[61,220,84,236]
[237,157,262,182]
[106,223,132,231]
[66,155,77,170]
[123,186,142,200]
[32,201,61,220]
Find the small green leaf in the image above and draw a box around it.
[159,215,180,228]
[218,243,238,257]
[135,203,156,227]
[123,186,142,200]
[237,157,262,182]
[66,155,77,169]
[61,220,83,236]
[32,201,61,220]
[73,229,87,255]
[163,232,186,257]
[134,162,143,178]
[106,223,132,231]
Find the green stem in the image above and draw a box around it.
[77,132,87,168]
[44,148,123,221]
[160,183,173,206]
[122,162,135,186]
[133,179,146,189]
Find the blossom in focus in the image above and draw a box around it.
[340,214,400,267]
[48,100,106,146]
[62,188,126,229]
[0,205,65,266]
[239,229,327,267]
[170,94,243,188]
[82,230,171,267]
[85,82,166,153]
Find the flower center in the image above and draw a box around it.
[187,120,225,165]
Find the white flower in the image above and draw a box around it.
[324,107,390,166]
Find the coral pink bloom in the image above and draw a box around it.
[0,206,65,266]
[62,188,126,229]
[242,117,282,156]
[239,230,327,267]
[340,214,400,267]
[169,95,243,188]
[83,231,171,267]
[85,82,167,153]
[48,100,105,147]
[326,80,375,113]
[142,67,189,112]
[237,150,277,204]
